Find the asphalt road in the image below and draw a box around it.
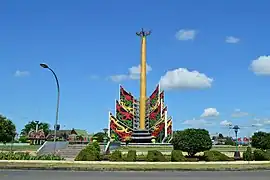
[1,170,270,180]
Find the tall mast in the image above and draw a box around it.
[136,28,151,130]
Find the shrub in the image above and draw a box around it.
[251,131,270,150]
[109,150,122,161]
[171,150,186,162]
[146,150,167,162]
[253,149,270,161]
[204,151,233,161]
[172,128,212,156]
[266,149,270,158]
[243,147,254,161]
[125,150,136,162]
[18,136,28,143]
[92,141,101,152]
[136,154,146,161]
[75,142,101,161]
[0,152,64,160]
[102,154,110,161]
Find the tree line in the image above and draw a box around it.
[0,114,50,144]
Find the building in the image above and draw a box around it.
[46,129,93,144]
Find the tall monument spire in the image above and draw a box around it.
[136,28,151,130]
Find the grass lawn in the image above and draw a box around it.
[0,162,270,171]
[0,145,41,151]
[118,146,252,152]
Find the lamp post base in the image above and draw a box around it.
[234,151,241,160]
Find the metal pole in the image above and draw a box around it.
[35,121,39,145]
[235,131,238,152]
[47,67,60,154]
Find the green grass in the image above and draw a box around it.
[118,146,252,152]
[0,145,41,151]
[0,144,252,153]
[0,162,270,171]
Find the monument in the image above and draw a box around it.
[108,29,173,143]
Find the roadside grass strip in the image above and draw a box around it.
[0,161,270,171]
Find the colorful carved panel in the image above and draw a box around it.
[116,100,133,128]
[109,113,132,142]
[108,85,173,143]
[149,104,161,127]
[160,91,164,109]
[149,85,159,111]
[161,106,167,119]
[151,121,165,143]
[120,86,134,114]
[165,119,173,143]
[150,108,172,143]
[167,119,172,135]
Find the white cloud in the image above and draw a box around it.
[231,109,249,117]
[14,70,30,77]
[109,64,152,82]
[175,29,197,41]
[182,118,207,126]
[201,108,219,118]
[109,75,128,82]
[128,64,152,80]
[264,119,270,124]
[250,55,270,75]
[159,68,213,90]
[252,123,263,127]
[220,120,232,126]
[225,36,240,44]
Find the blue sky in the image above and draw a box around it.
[1,0,270,137]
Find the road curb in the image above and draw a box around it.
[0,160,270,164]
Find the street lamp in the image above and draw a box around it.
[232,125,240,160]
[103,128,108,154]
[35,120,39,145]
[35,120,39,132]
[40,63,60,153]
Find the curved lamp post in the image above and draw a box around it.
[40,63,60,153]
[232,125,240,160]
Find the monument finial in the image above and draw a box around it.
[136,28,151,37]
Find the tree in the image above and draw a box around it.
[251,131,270,150]
[21,121,50,136]
[0,114,16,144]
[93,132,106,143]
[224,137,235,146]
[172,128,212,156]
[218,133,224,139]
[18,136,28,143]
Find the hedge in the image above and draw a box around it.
[125,150,136,162]
[109,150,122,161]
[171,150,186,162]
[146,150,168,162]
[0,152,64,160]
[204,150,233,161]
[75,142,101,161]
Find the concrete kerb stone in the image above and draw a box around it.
[0,160,270,165]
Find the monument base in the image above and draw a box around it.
[131,129,152,143]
